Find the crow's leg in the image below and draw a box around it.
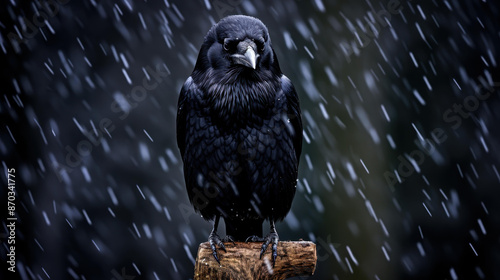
[208,215,226,264]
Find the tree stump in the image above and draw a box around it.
[194,241,316,280]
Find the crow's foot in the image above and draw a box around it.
[259,232,279,266]
[208,231,226,264]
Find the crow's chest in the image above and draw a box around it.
[187,107,289,160]
[205,81,276,123]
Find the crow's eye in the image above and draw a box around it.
[254,37,265,52]
[223,38,238,52]
[256,41,265,52]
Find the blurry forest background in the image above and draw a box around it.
[2,0,500,279]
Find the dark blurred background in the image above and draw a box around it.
[1,0,500,279]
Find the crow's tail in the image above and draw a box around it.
[225,218,263,241]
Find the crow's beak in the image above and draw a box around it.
[243,47,257,69]
[231,44,258,69]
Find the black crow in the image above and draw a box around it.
[176,15,302,266]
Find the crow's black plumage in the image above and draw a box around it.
[176,15,302,265]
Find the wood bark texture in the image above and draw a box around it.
[194,241,316,280]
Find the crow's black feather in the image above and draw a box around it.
[176,15,302,261]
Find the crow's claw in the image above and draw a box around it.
[208,231,226,263]
[259,232,279,267]
[245,235,264,242]
[223,235,236,245]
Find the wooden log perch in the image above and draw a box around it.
[194,241,316,280]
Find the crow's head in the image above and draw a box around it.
[193,15,281,75]
[191,15,282,119]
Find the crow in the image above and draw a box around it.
[176,15,302,266]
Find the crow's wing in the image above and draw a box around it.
[280,75,303,162]
[176,76,195,158]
